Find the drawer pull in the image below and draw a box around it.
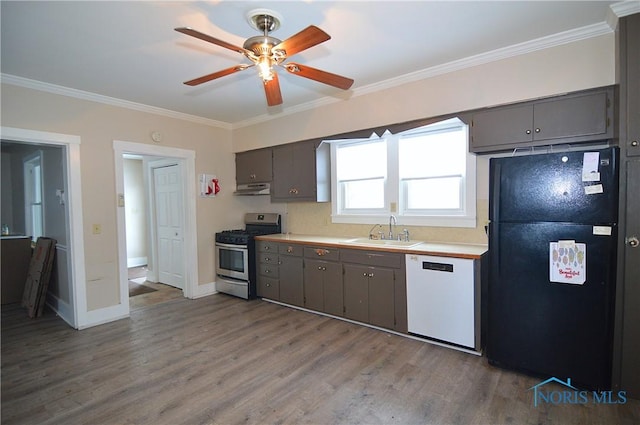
[287,247,294,253]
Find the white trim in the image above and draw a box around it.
[191,281,218,299]
[1,126,84,329]
[113,140,199,309]
[233,22,615,129]
[0,74,230,130]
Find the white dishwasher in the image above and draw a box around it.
[405,254,476,349]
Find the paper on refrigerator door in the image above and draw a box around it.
[550,241,586,285]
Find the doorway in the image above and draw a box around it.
[1,127,84,329]
[114,140,198,315]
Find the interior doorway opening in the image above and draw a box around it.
[114,140,198,316]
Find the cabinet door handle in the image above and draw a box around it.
[265,246,270,250]
[265,269,271,273]
[250,173,256,180]
[525,129,531,135]
[368,273,374,278]
[363,272,368,277]
[266,283,271,287]
[318,266,323,270]
[287,247,293,253]
[628,236,639,248]
[631,140,639,147]
[535,128,541,133]
[322,267,327,271]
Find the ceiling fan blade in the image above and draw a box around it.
[272,26,330,57]
[284,63,354,90]
[264,72,283,106]
[183,64,251,86]
[175,27,249,55]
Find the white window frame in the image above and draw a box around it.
[330,118,476,228]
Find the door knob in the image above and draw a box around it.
[627,236,639,248]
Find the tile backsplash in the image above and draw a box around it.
[285,199,489,245]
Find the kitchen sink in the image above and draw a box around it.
[343,237,423,248]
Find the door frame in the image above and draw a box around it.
[114,140,198,310]
[1,126,83,328]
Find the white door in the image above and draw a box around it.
[153,164,184,289]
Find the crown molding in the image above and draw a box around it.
[611,1,640,18]
[232,21,614,129]
[2,16,619,131]
[0,74,232,130]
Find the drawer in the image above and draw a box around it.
[340,249,403,269]
[279,243,303,257]
[258,252,279,265]
[257,241,279,253]
[258,264,279,279]
[258,277,279,299]
[304,246,340,262]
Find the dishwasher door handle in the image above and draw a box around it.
[422,261,454,272]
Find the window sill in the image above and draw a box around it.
[331,214,477,228]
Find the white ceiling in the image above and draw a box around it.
[1,1,636,128]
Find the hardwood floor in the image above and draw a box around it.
[128,266,184,310]
[2,296,639,425]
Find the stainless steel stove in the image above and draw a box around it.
[215,213,281,299]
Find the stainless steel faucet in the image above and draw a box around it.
[389,215,397,240]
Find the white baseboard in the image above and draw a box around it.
[46,294,75,328]
[190,281,217,299]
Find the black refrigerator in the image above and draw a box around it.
[486,146,619,390]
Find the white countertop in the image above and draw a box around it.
[255,233,488,259]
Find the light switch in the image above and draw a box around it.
[117,193,125,207]
[390,202,397,212]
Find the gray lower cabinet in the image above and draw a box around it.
[343,263,395,329]
[470,87,614,153]
[256,241,408,334]
[278,243,304,307]
[341,249,406,332]
[304,259,343,316]
[256,241,280,300]
[303,246,342,316]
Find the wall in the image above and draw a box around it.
[0,84,256,312]
[232,33,616,244]
[0,31,616,319]
[123,158,147,267]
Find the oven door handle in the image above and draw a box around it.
[215,242,248,250]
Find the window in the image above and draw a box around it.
[330,118,476,227]
[24,152,44,241]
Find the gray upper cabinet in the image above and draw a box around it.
[470,87,614,153]
[235,148,272,184]
[271,140,330,202]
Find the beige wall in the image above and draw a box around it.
[233,33,615,244]
[0,84,260,310]
[0,31,616,315]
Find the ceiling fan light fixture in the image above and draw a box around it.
[257,56,274,82]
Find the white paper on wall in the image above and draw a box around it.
[550,240,586,285]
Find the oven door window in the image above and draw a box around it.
[219,247,246,273]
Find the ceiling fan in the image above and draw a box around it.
[175,8,354,107]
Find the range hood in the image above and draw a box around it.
[234,182,271,196]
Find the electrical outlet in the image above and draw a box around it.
[92,224,102,234]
